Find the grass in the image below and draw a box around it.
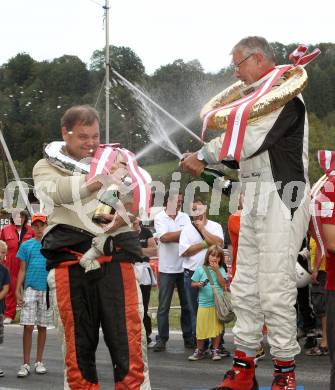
[148,287,235,330]
[144,160,179,182]
[13,288,234,330]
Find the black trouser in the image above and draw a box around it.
[297,284,316,332]
[49,261,150,389]
[140,284,152,342]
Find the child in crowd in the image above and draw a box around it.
[0,240,10,377]
[15,213,53,378]
[189,245,227,361]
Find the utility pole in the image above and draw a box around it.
[104,0,110,144]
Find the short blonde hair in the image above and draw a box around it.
[0,240,8,252]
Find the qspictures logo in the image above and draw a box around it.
[191,387,305,390]
[259,387,305,390]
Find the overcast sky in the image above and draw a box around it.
[0,0,332,75]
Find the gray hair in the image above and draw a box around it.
[232,36,275,62]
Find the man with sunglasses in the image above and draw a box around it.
[181,36,310,390]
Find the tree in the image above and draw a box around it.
[90,45,145,83]
[46,55,90,97]
[4,53,36,86]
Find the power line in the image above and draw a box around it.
[94,75,106,108]
[87,0,104,7]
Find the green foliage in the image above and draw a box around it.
[144,160,179,183]
[4,53,36,86]
[308,113,335,184]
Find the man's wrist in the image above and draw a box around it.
[200,240,208,249]
[197,149,208,166]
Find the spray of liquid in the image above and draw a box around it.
[111,68,235,161]
[112,69,203,160]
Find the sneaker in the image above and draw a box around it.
[35,361,47,374]
[303,335,317,349]
[188,348,205,361]
[219,345,231,357]
[147,340,156,348]
[184,337,196,349]
[211,349,222,361]
[210,350,258,390]
[153,340,166,352]
[0,369,4,377]
[305,345,329,356]
[17,364,31,378]
[271,359,296,390]
[3,317,12,325]
[255,345,266,362]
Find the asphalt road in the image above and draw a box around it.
[0,325,331,390]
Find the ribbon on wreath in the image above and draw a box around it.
[86,144,151,215]
[201,45,321,162]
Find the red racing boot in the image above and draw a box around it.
[271,359,296,390]
[210,350,258,390]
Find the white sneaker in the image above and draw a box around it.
[147,341,156,348]
[3,317,12,325]
[34,361,47,374]
[17,364,30,377]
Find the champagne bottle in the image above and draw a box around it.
[200,167,232,196]
[92,184,119,224]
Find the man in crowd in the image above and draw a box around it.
[153,191,193,352]
[33,105,150,389]
[181,36,310,390]
[179,199,224,345]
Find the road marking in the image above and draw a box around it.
[0,387,23,390]
[260,387,304,390]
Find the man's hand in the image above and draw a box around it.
[86,163,129,193]
[180,152,205,177]
[193,216,205,231]
[102,212,136,234]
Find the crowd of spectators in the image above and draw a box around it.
[0,187,333,388]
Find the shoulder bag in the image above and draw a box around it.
[203,265,236,324]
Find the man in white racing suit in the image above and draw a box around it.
[181,36,310,390]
